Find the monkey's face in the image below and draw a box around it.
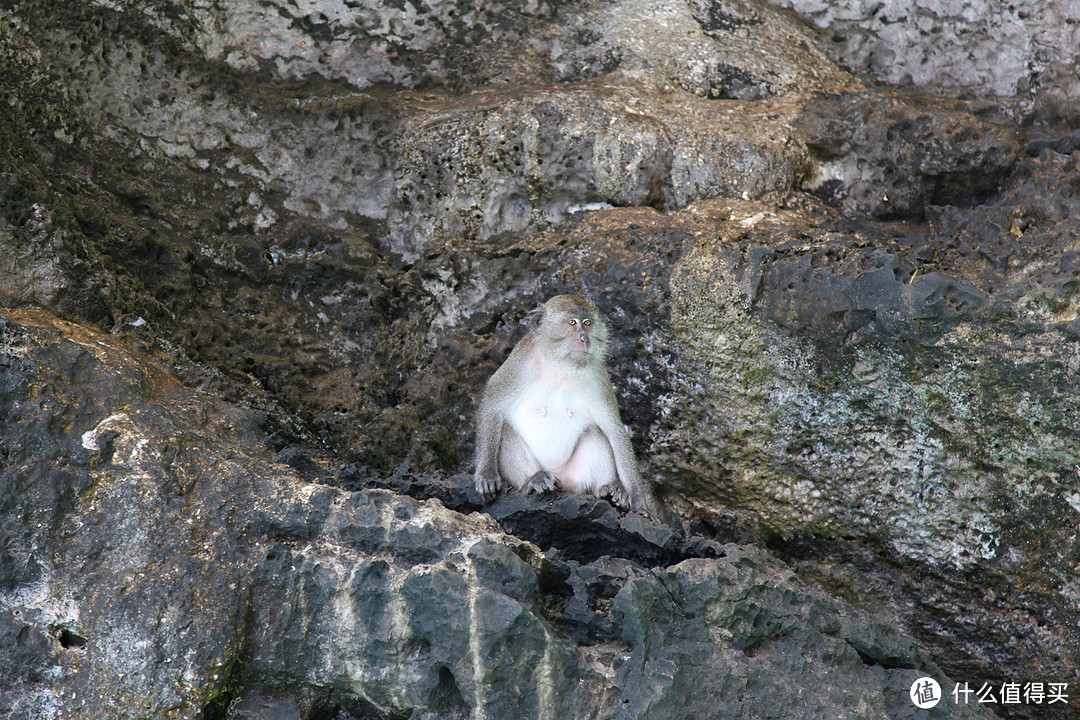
[539,295,609,365]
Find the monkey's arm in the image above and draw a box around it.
[473,394,505,504]
[596,382,651,513]
[474,341,539,504]
[607,426,650,513]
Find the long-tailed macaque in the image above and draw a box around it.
[473,295,651,513]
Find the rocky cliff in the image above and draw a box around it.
[1,1,1077,718]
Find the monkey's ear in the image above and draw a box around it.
[524,305,544,332]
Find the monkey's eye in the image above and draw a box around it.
[568,319,577,326]
[582,319,592,326]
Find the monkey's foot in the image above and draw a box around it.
[522,470,560,495]
[474,473,503,504]
[598,482,631,510]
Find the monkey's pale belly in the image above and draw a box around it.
[508,398,593,470]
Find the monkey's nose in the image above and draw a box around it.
[575,330,590,349]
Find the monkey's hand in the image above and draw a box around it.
[521,470,560,495]
[474,471,503,504]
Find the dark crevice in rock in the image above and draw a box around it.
[501,509,661,565]
[496,505,722,568]
[847,641,919,671]
[200,690,233,720]
[536,555,639,647]
[1026,130,1080,156]
[54,626,87,650]
[428,666,469,719]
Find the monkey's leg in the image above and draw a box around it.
[559,426,618,495]
[497,423,545,491]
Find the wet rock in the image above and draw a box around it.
[30,2,816,258]
[0,18,113,322]
[0,309,599,718]
[243,492,605,720]
[0,309,269,719]
[554,0,862,99]
[7,0,1017,255]
[226,688,304,720]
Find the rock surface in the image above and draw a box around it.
[0,309,990,719]
[773,0,1080,122]
[0,0,1078,718]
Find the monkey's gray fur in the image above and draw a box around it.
[474,295,652,513]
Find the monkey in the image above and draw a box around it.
[473,295,652,513]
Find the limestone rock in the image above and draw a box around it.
[796,93,1021,218]
[774,0,1080,122]
[0,309,991,719]
[556,0,862,99]
[78,0,860,98]
[1,0,1078,718]
[388,84,809,258]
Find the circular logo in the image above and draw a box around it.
[910,677,942,709]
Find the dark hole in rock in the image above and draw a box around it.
[429,666,469,718]
[56,627,87,649]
